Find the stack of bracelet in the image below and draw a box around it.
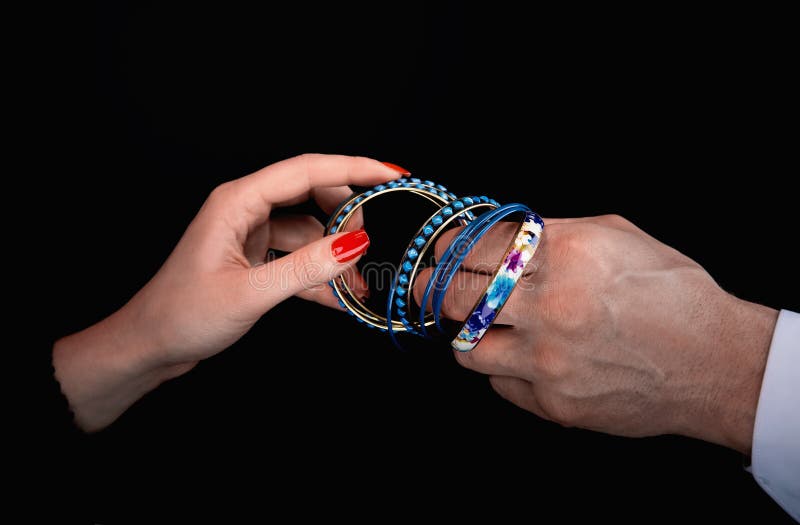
[325,177,544,352]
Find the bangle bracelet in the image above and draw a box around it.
[326,178,467,331]
[324,176,542,352]
[386,197,498,348]
[421,202,532,338]
[451,210,544,352]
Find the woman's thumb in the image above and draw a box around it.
[246,229,370,313]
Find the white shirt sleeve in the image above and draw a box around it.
[751,309,800,521]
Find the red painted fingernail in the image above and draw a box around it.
[382,161,411,175]
[332,228,370,263]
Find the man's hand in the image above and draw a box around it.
[415,215,778,453]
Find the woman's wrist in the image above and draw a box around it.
[53,305,192,432]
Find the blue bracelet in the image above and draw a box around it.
[325,177,542,351]
[325,178,462,331]
[421,203,533,337]
[386,197,498,349]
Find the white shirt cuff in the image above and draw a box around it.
[752,309,800,521]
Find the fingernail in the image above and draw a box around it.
[332,228,370,263]
[382,161,411,175]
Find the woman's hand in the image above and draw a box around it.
[415,215,778,454]
[54,154,404,431]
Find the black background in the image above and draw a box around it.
[44,2,798,521]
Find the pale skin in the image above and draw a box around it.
[53,154,395,431]
[55,155,777,455]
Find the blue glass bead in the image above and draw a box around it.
[396,298,406,308]
[437,191,448,199]
[335,215,344,224]
[354,197,363,203]
[343,204,353,212]
[356,316,365,323]
[453,200,464,210]
[423,180,435,186]
[423,225,434,236]
[489,199,499,206]
[397,178,407,183]
[414,236,426,248]
[407,248,419,260]
[436,184,447,191]
[432,215,443,226]
[337,299,345,308]
[480,195,489,203]
[375,184,386,191]
[396,287,406,297]
[442,206,453,217]
[463,197,474,206]
[364,190,374,197]
[447,192,457,200]
[397,309,406,317]
[427,187,438,193]
[398,274,409,286]
[403,261,413,273]
[388,181,398,188]
[330,226,337,233]
[410,177,421,183]
[328,280,334,288]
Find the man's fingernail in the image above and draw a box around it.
[332,228,370,263]
[382,162,411,175]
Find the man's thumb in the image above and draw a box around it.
[247,228,370,312]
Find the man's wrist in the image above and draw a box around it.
[693,294,778,454]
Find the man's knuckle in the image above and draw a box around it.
[599,213,629,228]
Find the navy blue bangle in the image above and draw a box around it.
[418,203,531,337]
[385,197,498,349]
[430,204,534,334]
[416,201,504,337]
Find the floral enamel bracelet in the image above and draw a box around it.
[451,210,544,352]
